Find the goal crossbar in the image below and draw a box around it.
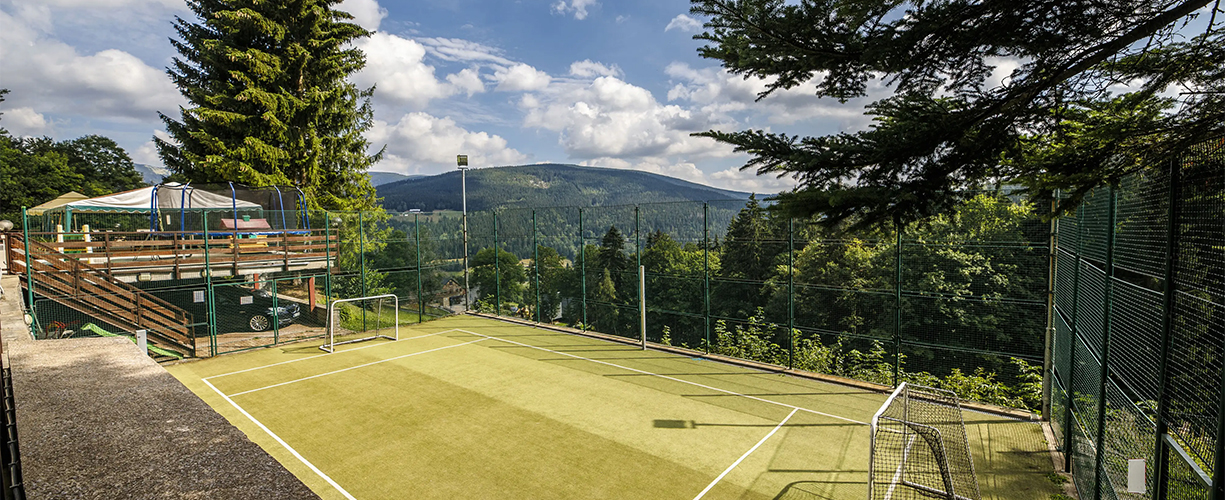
[321,294,400,353]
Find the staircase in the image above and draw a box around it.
[5,236,196,357]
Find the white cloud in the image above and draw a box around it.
[494,63,552,92]
[0,9,182,120]
[369,112,527,173]
[337,0,387,32]
[712,167,800,193]
[418,37,515,66]
[446,68,485,97]
[664,14,702,33]
[1,107,48,136]
[551,0,597,20]
[352,33,453,109]
[664,62,867,126]
[523,75,734,160]
[569,60,621,79]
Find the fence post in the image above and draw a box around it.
[579,208,587,330]
[359,211,367,329]
[21,208,34,338]
[1092,185,1118,500]
[1062,202,1085,472]
[533,210,540,324]
[1043,197,1057,419]
[1153,159,1180,500]
[493,211,500,316]
[324,211,333,317]
[704,203,710,354]
[893,223,903,387]
[788,217,795,370]
[415,212,423,323]
[635,206,642,340]
[202,209,217,357]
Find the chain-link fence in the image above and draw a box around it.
[1050,137,1224,500]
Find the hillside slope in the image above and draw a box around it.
[378,164,752,212]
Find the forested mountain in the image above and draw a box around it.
[377,163,752,212]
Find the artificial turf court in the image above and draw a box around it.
[168,315,1061,500]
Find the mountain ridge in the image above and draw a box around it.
[378,163,753,212]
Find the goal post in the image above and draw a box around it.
[321,294,400,353]
[868,382,981,500]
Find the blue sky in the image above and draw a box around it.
[0,0,885,193]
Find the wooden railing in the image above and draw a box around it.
[6,236,196,355]
[19,228,336,275]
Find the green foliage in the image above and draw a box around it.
[689,0,1223,226]
[471,247,525,307]
[158,0,381,211]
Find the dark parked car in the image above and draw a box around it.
[171,286,300,333]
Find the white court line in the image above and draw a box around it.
[203,378,357,500]
[226,337,488,397]
[206,329,461,380]
[884,434,919,500]
[456,329,868,425]
[693,408,799,500]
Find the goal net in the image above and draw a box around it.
[321,294,400,353]
[869,383,981,500]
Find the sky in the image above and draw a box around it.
[0,0,889,193]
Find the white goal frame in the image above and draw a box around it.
[321,294,400,353]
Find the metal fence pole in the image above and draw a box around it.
[415,212,423,324]
[1043,198,1058,419]
[533,210,540,324]
[635,206,642,340]
[494,211,500,316]
[893,224,903,387]
[202,209,217,357]
[788,217,795,369]
[704,203,710,353]
[579,208,587,330]
[21,208,34,338]
[1092,185,1118,500]
[1153,159,1181,500]
[1064,203,1085,473]
[359,211,367,329]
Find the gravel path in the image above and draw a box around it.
[1,275,318,499]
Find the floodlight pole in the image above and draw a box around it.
[458,155,469,311]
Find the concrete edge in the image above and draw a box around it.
[1042,420,1079,498]
[465,312,1041,422]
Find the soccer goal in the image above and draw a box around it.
[868,383,981,500]
[321,294,400,353]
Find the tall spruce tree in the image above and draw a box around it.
[690,0,1224,226]
[157,0,382,211]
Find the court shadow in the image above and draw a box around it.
[772,480,865,500]
[651,419,858,429]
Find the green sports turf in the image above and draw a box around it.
[168,315,1062,500]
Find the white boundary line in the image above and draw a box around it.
[693,408,799,500]
[206,329,460,380]
[203,378,358,500]
[227,338,488,397]
[455,329,868,426]
[883,434,918,500]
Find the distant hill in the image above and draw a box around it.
[377,163,752,212]
[368,171,423,186]
[133,163,169,185]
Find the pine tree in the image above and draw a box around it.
[690,0,1224,226]
[157,0,382,211]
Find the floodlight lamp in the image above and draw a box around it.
[0,220,12,231]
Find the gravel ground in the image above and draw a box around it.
[1,275,318,499]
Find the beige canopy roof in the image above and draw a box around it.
[27,192,90,216]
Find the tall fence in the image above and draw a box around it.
[468,193,1051,411]
[1050,138,1225,500]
